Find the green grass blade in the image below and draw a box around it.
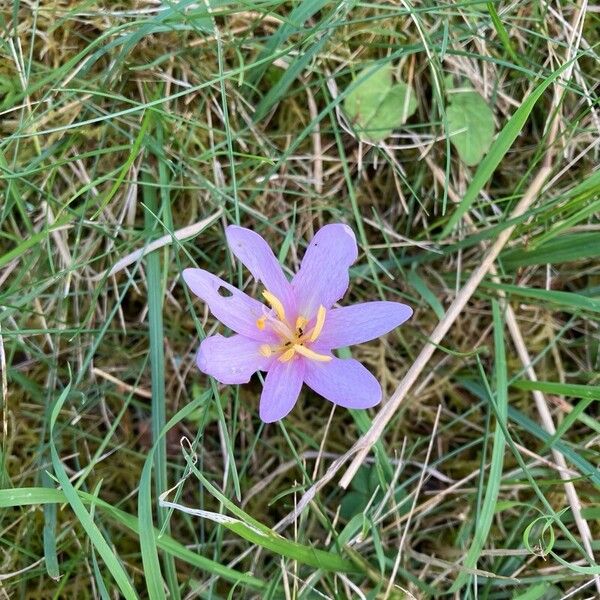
[486,3,523,67]
[92,113,151,219]
[179,449,361,573]
[451,300,508,592]
[502,232,600,267]
[0,487,267,591]
[511,379,600,400]
[483,282,600,313]
[49,384,139,599]
[508,406,600,487]
[42,469,60,581]
[138,395,208,600]
[441,60,570,237]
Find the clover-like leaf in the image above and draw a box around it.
[344,64,418,142]
[446,90,495,166]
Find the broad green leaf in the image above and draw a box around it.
[344,64,417,141]
[447,90,494,166]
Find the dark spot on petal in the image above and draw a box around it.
[217,286,233,298]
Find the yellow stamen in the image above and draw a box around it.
[262,290,286,322]
[295,316,308,331]
[256,316,266,330]
[279,348,296,362]
[309,305,327,342]
[293,344,332,362]
[259,344,272,357]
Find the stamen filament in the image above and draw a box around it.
[262,290,286,322]
[293,344,332,362]
[279,348,296,362]
[309,305,327,342]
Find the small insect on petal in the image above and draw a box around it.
[256,316,266,330]
[309,305,327,342]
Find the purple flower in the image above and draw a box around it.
[183,224,412,423]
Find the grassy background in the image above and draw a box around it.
[1,1,599,598]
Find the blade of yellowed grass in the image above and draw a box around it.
[98,209,223,280]
[339,164,554,488]
[450,300,507,592]
[425,101,599,591]
[0,487,267,592]
[49,383,139,599]
[505,309,600,590]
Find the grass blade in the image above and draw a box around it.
[49,384,139,599]
[441,60,569,237]
[0,487,267,591]
[451,300,508,592]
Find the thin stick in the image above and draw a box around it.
[340,165,551,488]
[505,310,599,590]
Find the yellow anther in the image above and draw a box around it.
[295,316,308,331]
[256,316,266,331]
[262,290,286,322]
[293,344,332,362]
[259,344,272,357]
[309,305,327,342]
[278,348,296,362]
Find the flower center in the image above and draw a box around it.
[256,291,331,363]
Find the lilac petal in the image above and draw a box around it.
[292,224,358,317]
[303,357,381,409]
[183,268,273,341]
[197,334,272,384]
[316,301,413,349]
[226,226,296,313]
[259,359,305,423]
